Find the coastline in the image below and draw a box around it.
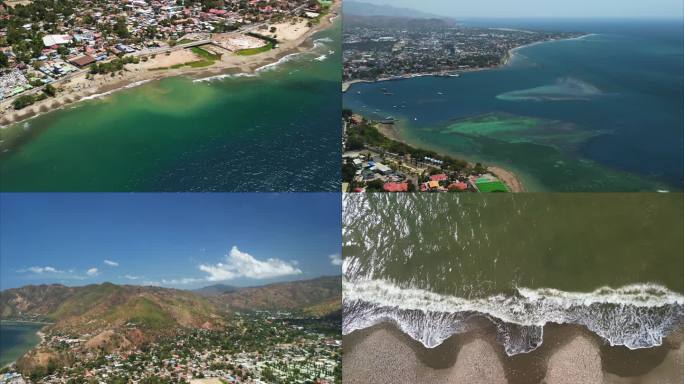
[373,120,526,192]
[343,34,601,192]
[343,321,683,384]
[0,321,47,369]
[342,33,596,93]
[0,1,340,129]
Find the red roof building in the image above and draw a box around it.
[383,182,409,192]
[448,182,469,191]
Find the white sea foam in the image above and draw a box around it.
[343,277,684,356]
[80,79,152,101]
[255,52,305,72]
[192,73,257,83]
[314,54,328,62]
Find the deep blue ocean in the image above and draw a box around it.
[344,19,684,191]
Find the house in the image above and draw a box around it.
[42,34,72,47]
[448,182,468,191]
[69,55,96,67]
[383,182,408,192]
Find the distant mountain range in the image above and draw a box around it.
[0,276,342,337]
[192,284,238,296]
[203,276,341,316]
[344,1,445,19]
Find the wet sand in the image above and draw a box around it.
[343,322,683,384]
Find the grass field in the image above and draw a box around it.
[476,180,509,192]
[236,42,274,56]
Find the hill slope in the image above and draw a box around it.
[207,276,342,315]
[0,283,222,333]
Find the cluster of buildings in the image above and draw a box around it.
[343,18,580,81]
[2,313,340,384]
[343,151,508,193]
[342,114,509,193]
[0,0,329,101]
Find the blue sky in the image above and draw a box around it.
[358,0,684,19]
[0,193,341,290]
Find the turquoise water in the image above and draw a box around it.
[1,20,341,192]
[343,20,683,192]
[0,322,43,367]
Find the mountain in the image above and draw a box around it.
[192,284,238,296]
[207,276,342,315]
[344,1,444,19]
[0,283,223,334]
[1,276,343,328]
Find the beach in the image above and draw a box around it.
[343,322,684,384]
[0,0,340,128]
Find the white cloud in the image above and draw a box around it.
[86,268,99,277]
[329,254,342,266]
[23,266,64,274]
[103,260,119,267]
[123,275,140,280]
[198,246,302,281]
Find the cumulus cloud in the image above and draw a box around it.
[86,268,99,277]
[329,254,342,266]
[199,246,302,281]
[103,259,119,267]
[23,266,64,274]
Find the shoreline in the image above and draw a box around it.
[343,321,683,384]
[0,321,47,370]
[373,120,526,192]
[343,34,600,192]
[342,33,596,93]
[0,1,340,129]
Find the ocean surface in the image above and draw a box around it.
[0,322,43,367]
[342,193,684,355]
[343,19,684,192]
[0,19,341,192]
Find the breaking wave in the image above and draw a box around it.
[81,79,153,101]
[255,52,307,72]
[192,73,258,83]
[343,276,684,356]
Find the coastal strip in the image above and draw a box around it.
[342,33,598,93]
[0,0,340,128]
[370,117,525,192]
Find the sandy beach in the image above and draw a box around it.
[0,1,340,128]
[343,322,684,384]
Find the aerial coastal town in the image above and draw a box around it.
[0,0,335,123]
[1,312,341,384]
[342,111,516,193]
[343,16,581,83]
